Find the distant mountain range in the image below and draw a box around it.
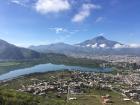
[29,36,140,57]
[0,36,140,60]
[0,38,107,67]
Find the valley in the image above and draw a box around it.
[1,0,140,104]
[0,37,140,105]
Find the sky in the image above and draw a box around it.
[0,0,140,47]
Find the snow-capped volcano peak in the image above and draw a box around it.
[76,36,124,48]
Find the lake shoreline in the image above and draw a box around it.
[0,63,112,81]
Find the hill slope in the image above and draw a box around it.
[0,39,41,60]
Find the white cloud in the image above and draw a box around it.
[68,29,80,34]
[95,17,104,23]
[55,28,66,33]
[49,27,67,34]
[35,0,70,14]
[98,33,104,36]
[10,0,29,6]
[114,43,140,48]
[86,44,91,47]
[49,27,80,35]
[99,44,106,48]
[11,0,21,4]
[114,44,126,48]
[129,44,140,48]
[10,0,25,6]
[91,43,97,48]
[72,3,101,23]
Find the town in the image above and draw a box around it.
[89,55,140,65]
[17,70,140,105]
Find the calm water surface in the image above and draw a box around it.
[0,63,112,81]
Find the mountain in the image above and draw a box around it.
[76,36,124,48]
[29,42,89,57]
[29,36,140,57]
[30,42,75,53]
[0,39,41,60]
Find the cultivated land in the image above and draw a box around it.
[0,70,138,105]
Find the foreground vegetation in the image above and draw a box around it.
[0,87,47,105]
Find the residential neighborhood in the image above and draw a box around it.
[17,70,140,104]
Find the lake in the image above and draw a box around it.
[0,63,112,81]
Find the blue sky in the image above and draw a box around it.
[0,0,140,47]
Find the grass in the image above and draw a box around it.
[0,87,68,105]
[0,87,136,105]
[0,87,48,105]
[68,89,136,105]
[68,95,101,105]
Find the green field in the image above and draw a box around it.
[68,88,136,105]
[0,87,136,105]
